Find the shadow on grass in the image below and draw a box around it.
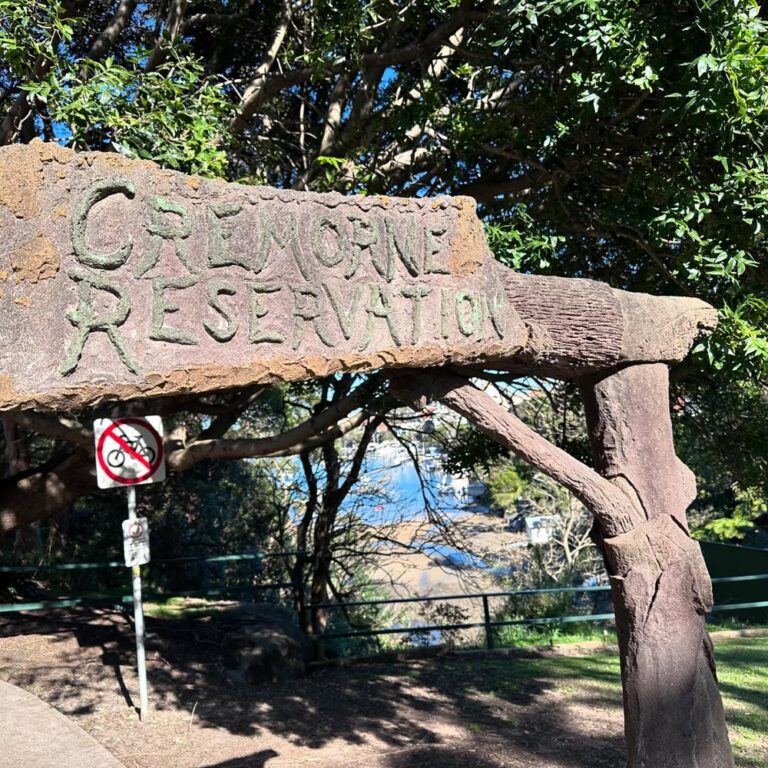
[0,609,629,768]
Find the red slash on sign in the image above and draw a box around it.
[94,417,166,488]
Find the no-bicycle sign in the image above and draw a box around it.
[93,416,166,489]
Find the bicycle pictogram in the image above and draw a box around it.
[105,433,156,469]
[94,417,166,488]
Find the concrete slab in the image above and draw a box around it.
[0,680,125,768]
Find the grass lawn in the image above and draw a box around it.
[716,635,768,767]
[452,633,768,768]
[144,597,766,766]
[367,631,767,768]
[0,608,765,767]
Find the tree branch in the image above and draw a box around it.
[8,412,93,452]
[615,227,692,296]
[0,451,94,534]
[230,0,294,134]
[456,171,547,202]
[338,416,382,499]
[389,370,644,537]
[195,387,267,441]
[362,0,479,70]
[167,387,385,471]
[232,0,485,130]
[87,0,137,62]
[169,410,369,472]
[180,0,258,33]
[146,0,189,71]
[294,73,350,189]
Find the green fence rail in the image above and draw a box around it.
[312,573,768,647]
[0,551,267,574]
[699,541,768,622]
[1,550,767,652]
[0,551,286,614]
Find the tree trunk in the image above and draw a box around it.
[390,368,734,766]
[581,363,734,768]
[2,416,42,554]
[309,493,336,637]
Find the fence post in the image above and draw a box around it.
[482,595,494,650]
[248,555,259,603]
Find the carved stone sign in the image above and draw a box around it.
[0,142,716,411]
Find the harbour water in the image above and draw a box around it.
[339,441,493,570]
[344,441,487,521]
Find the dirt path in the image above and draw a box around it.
[0,609,628,768]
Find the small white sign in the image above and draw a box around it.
[122,517,150,567]
[525,515,557,545]
[93,416,166,489]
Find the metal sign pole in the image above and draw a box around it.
[93,416,163,723]
[127,485,149,721]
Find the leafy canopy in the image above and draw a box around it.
[0,0,767,537]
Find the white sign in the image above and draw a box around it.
[122,516,150,567]
[93,416,166,489]
[525,515,557,545]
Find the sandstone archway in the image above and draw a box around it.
[0,141,732,767]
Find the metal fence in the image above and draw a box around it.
[316,573,768,648]
[0,551,279,613]
[1,552,767,651]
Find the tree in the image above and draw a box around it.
[391,367,733,767]
[1,1,766,764]
[0,0,764,525]
[277,375,390,636]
